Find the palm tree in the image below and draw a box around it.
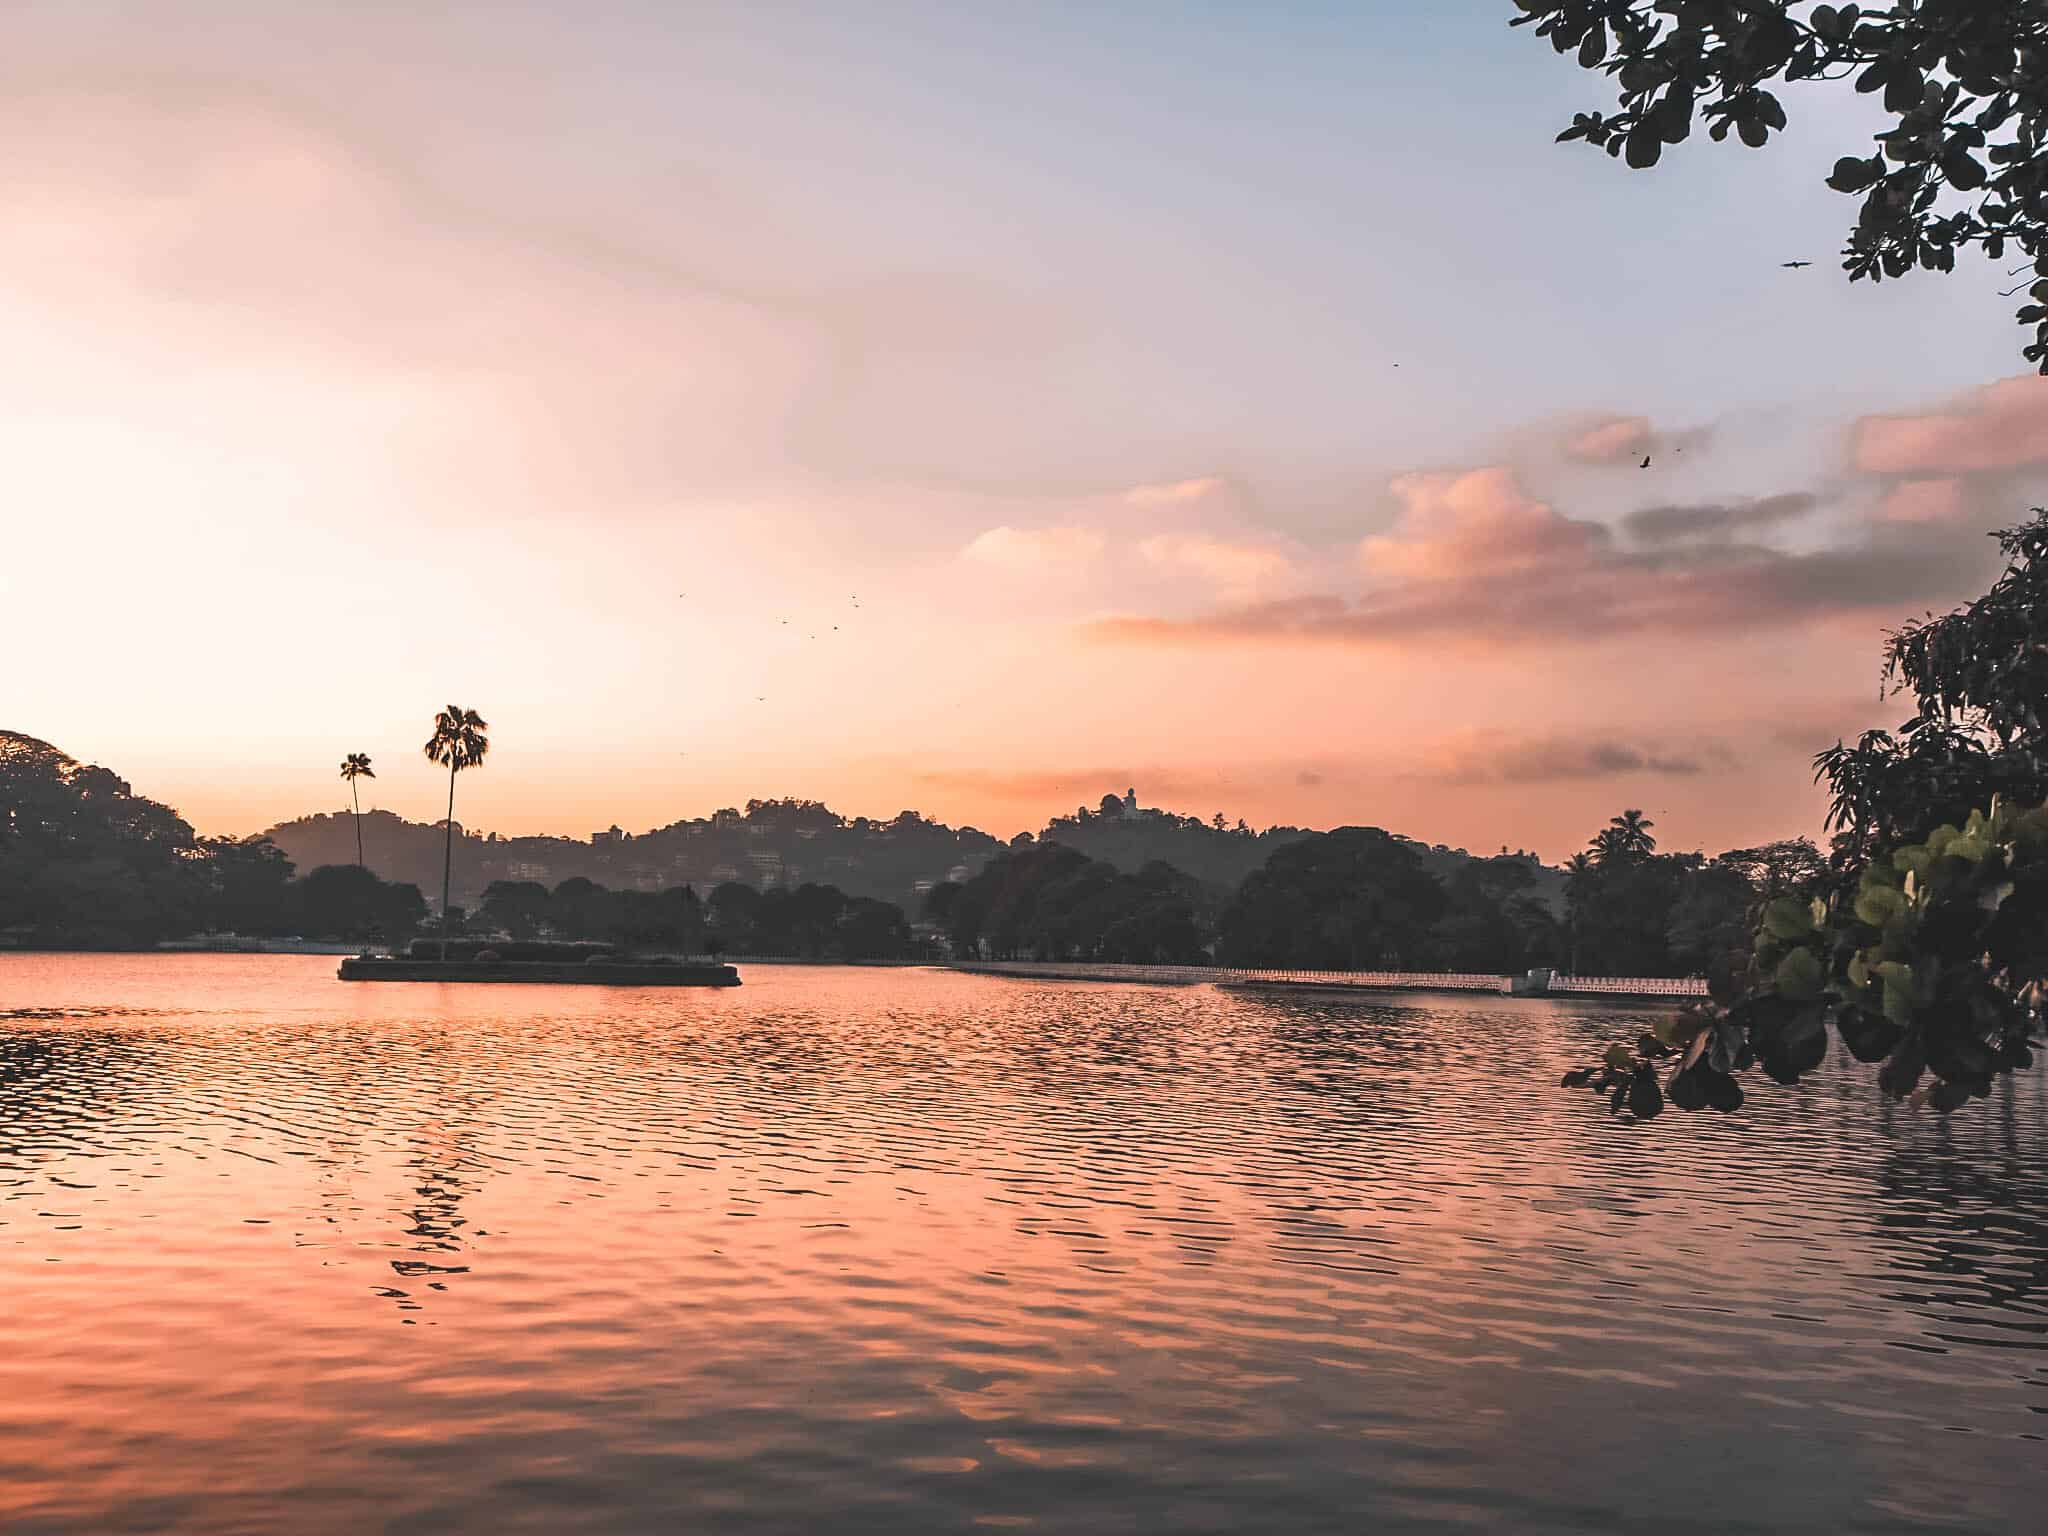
[1563,851,1595,974]
[422,705,490,958]
[1608,808,1657,859]
[339,753,375,868]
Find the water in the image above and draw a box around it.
[1,955,2041,1534]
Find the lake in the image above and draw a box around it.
[1,954,2041,1533]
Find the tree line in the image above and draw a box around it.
[924,816,1824,976]
[6,717,1830,976]
[478,876,917,961]
[0,733,431,947]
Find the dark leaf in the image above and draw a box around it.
[1628,1065,1664,1120]
[1668,1065,1708,1111]
[1701,1068,1745,1113]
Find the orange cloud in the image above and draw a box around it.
[1854,376,2048,475]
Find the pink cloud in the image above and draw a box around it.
[962,525,1106,567]
[1121,476,1229,508]
[1854,376,2048,475]
[1565,416,1653,464]
[1089,466,1992,650]
[1877,477,1968,525]
[1138,532,1297,600]
[1362,468,1606,584]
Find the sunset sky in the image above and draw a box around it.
[6,2,2044,861]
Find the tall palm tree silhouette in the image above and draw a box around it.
[1563,850,1595,973]
[339,753,375,868]
[422,705,489,959]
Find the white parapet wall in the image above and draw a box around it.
[948,961,1708,999]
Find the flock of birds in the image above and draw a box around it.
[1628,261,1808,469]
[679,257,1818,729]
[669,591,862,716]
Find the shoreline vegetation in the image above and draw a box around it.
[5,726,1806,980]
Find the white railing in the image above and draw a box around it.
[1547,975,1709,997]
[952,960,1219,985]
[949,960,1705,998]
[1217,968,1509,992]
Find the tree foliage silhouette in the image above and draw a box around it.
[1568,515,2048,1119]
[339,752,375,869]
[422,705,489,959]
[1513,1,2048,368]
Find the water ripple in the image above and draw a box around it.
[0,953,2042,1534]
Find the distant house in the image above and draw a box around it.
[506,860,550,882]
[708,863,742,884]
[747,849,784,886]
[591,826,626,846]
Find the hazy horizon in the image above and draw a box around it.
[7,2,2041,861]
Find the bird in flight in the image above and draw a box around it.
[1781,260,1812,269]
[1639,454,1651,469]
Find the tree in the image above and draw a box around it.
[1715,838,1827,897]
[1218,828,1447,969]
[1816,515,2048,863]
[1568,515,2048,1118]
[1563,850,1596,972]
[479,879,552,939]
[838,896,913,960]
[1595,808,1657,863]
[1513,1,2048,368]
[422,704,489,958]
[1435,855,1562,973]
[200,835,296,934]
[936,842,1213,962]
[294,863,426,942]
[339,752,375,868]
[1,732,207,945]
[923,880,964,930]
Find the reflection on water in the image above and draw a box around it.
[0,954,2041,1534]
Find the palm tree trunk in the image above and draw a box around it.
[440,763,457,960]
[352,781,365,868]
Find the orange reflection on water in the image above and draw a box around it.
[1,954,2043,1534]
